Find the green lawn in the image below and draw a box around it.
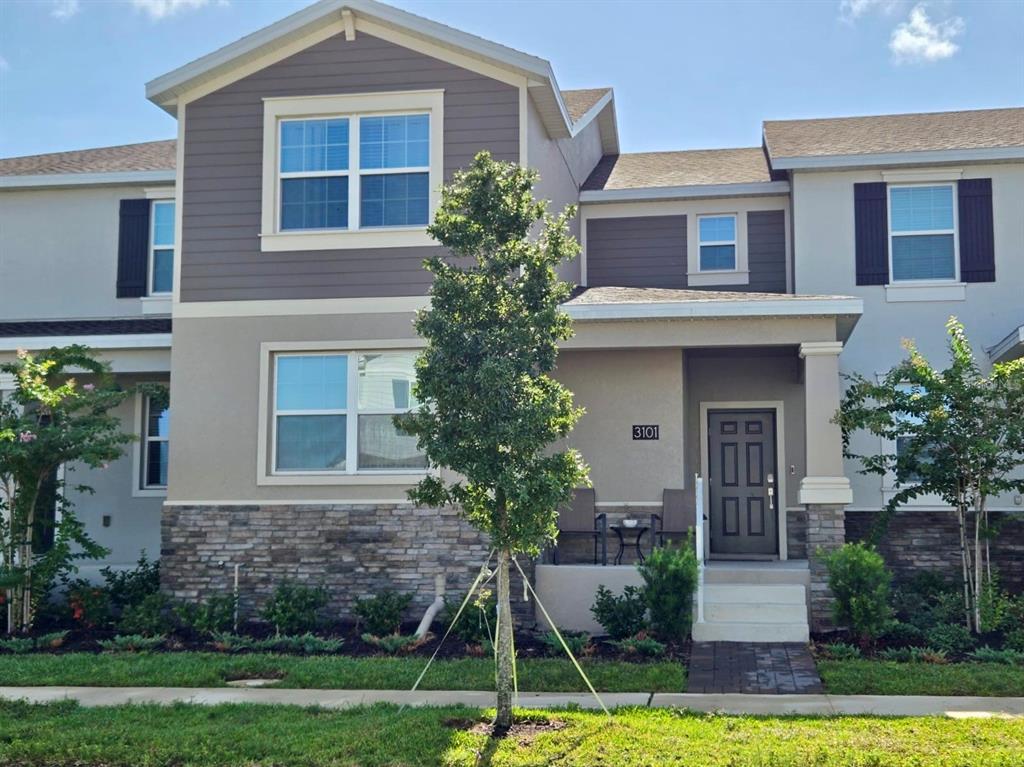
[819,659,1024,697]
[0,652,683,693]
[1,700,1021,767]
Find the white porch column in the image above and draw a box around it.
[798,341,852,506]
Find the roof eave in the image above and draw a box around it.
[580,180,790,203]
[768,146,1024,170]
[0,170,176,190]
[563,296,863,322]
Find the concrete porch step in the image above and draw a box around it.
[703,600,807,624]
[692,620,810,643]
[703,561,810,586]
[703,583,806,605]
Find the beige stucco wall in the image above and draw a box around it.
[554,348,684,504]
[793,161,1024,511]
[0,184,172,321]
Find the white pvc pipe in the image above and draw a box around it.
[415,574,446,638]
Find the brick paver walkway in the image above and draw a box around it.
[687,642,824,694]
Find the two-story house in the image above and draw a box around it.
[2,0,1021,642]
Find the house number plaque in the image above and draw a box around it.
[632,425,659,440]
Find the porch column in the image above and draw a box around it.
[798,342,852,506]
[799,341,850,632]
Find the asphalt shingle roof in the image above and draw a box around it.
[0,140,176,176]
[763,108,1024,159]
[582,147,772,191]
[560,88,612,122]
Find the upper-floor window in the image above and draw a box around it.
[697,214,737,271]
[888,184,958,282]
[142,395,170,489]
[261,91,443,253]
[271,350,427,475]
[149,200,175,295]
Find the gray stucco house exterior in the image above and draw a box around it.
[2,0,1022,642]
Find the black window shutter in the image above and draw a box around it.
[958,178,995,283]
[854,182,889,286]
[116,199,150,298]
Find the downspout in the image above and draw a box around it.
[415,574,446,638]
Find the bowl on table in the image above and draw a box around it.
[622,519,638,528]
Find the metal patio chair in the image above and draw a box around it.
[553,487,608,565]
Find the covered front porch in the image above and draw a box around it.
[537,287,863,640]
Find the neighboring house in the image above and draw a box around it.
[1,0,1021,641]
[0,141,176,578]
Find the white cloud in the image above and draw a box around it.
[840,0,901,23]
[890,4,964,63]
[0,55,9,73]
[130,0,215,20]
[50,0,81,20]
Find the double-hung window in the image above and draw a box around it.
[149,200,175,295]
[888,185,958,282]
[279,118,350,231]
[698,214,737,271]
[272,351,426,474]
[142,396,170,489]
[358,115,430,228]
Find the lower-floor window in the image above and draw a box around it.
[272,350,426,473]
[143,396,170,488]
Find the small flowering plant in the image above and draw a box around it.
[1,345,136,633]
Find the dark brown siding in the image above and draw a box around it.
[746,210,787,293]
[585,210,788,293]
[181,32,519,302]
[586,216,687,288]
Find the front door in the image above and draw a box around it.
[708,409,777,557]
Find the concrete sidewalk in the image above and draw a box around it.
[1,686,1022,717]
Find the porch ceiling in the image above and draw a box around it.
[561,286,862,348]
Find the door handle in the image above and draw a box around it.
[768,486,774,511]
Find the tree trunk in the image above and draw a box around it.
[974,498,983,632]
[494,547,514,733]
[957,498,973,631]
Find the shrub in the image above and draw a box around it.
[209,633,262,653]
[101,553,160,611]
[822,542,891,645]
[33,631,68,650]
[260,580,329,636]
[926,622,975,657]
[353,590,413,637]
[0,637,35,654]
[818,642,861,660]
[879,620,925,648]
[98,634,165,652]
[608,632,666,658]
[877,647,913,662]
[65,580,112,630]
[638,538,699,643]
[265,633,344,655]
[1005,628,1024,653]
[361,632,427,654]
[539,630,593,658]
[174,594,236,636]
[969,646,1024,665]
[117,592,173,636]
[590,585,647,641]
[444,588,495,645]
[911,647,949,664]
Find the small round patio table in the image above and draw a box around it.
[610,524,649,565]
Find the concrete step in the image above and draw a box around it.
[703,562,810,586]
[692,620,810,643]
[703,600,807,624]
[703,583,806,605]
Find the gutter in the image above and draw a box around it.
[580,180,790,203]
[766,146,1024,171]
[0,333,173,352]
[563,297,863,322]
[0,170,176,190]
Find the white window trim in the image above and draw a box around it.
[260,90,444,253]
[876,378,944,507]
[258,341,431,486]
[886,182,960,286]
[132,390,168,498]
[687,212,749,286]
[149,199,175,297]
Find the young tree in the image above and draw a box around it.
[400,152,589,732]
[836,318,1024,632]
[0,346,137,633]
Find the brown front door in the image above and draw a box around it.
[708,409,777,557]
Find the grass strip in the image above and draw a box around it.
[0,652,684,693]
[1,700,1022,767]
[818,659,1024,697]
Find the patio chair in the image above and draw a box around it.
[650,488,696,552]
[553,488,608,565]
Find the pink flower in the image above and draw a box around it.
[83,383,95,392]
[101,463,109,470]
[18,431,36,443]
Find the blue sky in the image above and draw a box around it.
[1,0,1021,159]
